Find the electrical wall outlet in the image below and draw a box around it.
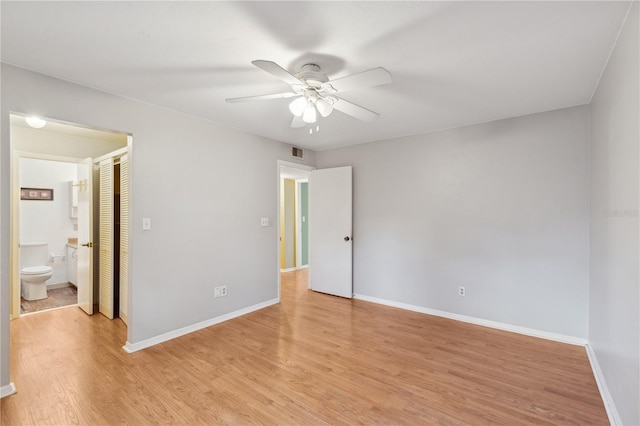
[214,286,228,298]
[458,286,466,297]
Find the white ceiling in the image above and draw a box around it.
[1,1,631,151]
[10,114,128,144]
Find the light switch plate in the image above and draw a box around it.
[142,217,151,230]
[261,218,269,227]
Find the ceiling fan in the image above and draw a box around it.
[226,60,392,128]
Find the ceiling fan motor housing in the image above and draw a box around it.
[295,63,329,88]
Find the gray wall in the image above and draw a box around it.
[1,64,315,388]
[316,106,590,338]
[589,3,639,425]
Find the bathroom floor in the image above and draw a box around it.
[20,285,78,314]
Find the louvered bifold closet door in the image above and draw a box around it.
[119,154,129,325]
[99,158,115,319]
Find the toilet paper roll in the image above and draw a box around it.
[49,253,66,263]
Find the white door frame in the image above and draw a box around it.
[9,138,132,321]
[276,160,314,302]
[10,151,83,319]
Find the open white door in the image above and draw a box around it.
[77,158,94,315]
[309,166,353,298]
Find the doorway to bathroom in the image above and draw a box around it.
[278,161,313,301]
[9,114,130,321]
[18,157,81,314]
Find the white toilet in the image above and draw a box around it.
[20,242,53,301]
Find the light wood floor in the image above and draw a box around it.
[2,270,608,425]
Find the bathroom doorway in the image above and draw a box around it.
[277,161,313,301]
[9,114,130,320]
[17,156,82,314]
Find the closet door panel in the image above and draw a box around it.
[119,154,129,324]
[99,158,114,319]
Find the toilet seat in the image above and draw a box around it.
[21,265,53,275]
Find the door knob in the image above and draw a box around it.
[344,236,350,242]
[81,242,94,248]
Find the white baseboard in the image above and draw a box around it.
[123,298,279,353]
[353,294,587,346]
[0,382,17,398]
[47,282,72,290]
[585,344,620,426]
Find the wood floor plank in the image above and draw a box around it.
[1,269,608,425]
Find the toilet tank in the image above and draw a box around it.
[20,242,49,268]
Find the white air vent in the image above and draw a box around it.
[291,146,304,160]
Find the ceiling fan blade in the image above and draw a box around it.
[251,60,304,86]
[290,114,306,128]
[225,92,298,103]
[332,97,380,122]
[327,67,392,92]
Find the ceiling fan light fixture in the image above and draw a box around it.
[289,97,307,116]
[302,104,317,123]
[316,98,333,118]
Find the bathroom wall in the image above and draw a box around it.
[19,158,77,285]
